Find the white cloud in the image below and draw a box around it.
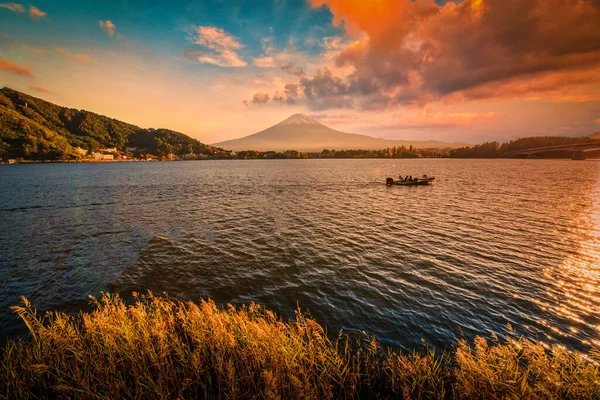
[189,26,247,67]
[0,3,25,13]
[252,56,275,68]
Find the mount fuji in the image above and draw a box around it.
[213,114,468,152]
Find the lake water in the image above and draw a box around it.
[1,159,599,353]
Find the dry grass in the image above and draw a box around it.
[1,292,599,399]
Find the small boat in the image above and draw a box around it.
[386,176,434,186]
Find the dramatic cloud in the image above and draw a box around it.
[28,5,46,19]
[99,20,116,37]
[247,67,348,109]
[250,92,270,105]
[253,56,275,68]
[300,68,354,109]
[442,68,600,104]
[248,82,303,106]
[29,85,52,94]
[300,0,600,110]
[188,26,246,67]
[0,3,24,13]
[0,57,32,75]
[55,48,91,64]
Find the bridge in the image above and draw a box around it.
[509,142,600,160]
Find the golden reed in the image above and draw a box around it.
[2,292,599,399]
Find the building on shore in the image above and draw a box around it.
[90,152,114,161]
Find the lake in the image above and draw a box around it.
[1,159,599,353]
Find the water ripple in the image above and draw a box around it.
[0,159,599,353]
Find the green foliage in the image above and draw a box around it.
[2,293,600,399]
[0,88,215,160]
[229,147,424,159]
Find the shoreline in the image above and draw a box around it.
[2,156,596,165]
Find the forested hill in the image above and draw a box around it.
[448,136,600,158]
[0,88,216,159]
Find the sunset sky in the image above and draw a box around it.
[1,0,599,144]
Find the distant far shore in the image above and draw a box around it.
[2,155,597,165]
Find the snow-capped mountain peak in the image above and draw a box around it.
[277,113,321,126]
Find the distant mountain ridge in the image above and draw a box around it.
[213,113,470,152]
[590,132,600,139]
[0,88,215,160]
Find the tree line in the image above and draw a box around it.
[218,146,441,159]
[448,136,598,158]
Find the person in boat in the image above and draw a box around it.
[409,175,413,181]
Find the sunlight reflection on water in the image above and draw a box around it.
[548,174,600,348]
[1,159,599,353]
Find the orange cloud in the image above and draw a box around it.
[55,48,92,64]
[251,92,270,105]
[252,56,275,68]
[189,26,246,67]
[0,3,24,13]
[443,68,600,104]
[99,20,116,37]
[0,57,32,76]
[302,0,600,110]
[29,5,45,19]
[417,110,497,126]
[74,54,91,64]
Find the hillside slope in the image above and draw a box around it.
[213,113,469,152]
[0,88,215,159]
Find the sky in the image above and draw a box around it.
[0,0,599,145]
